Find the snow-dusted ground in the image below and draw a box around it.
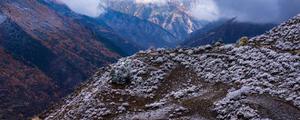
[43,14,300,120]
[250,14,300,53]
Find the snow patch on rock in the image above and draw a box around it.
[0,14,7,24]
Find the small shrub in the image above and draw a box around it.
[110,62,131,85]
[237,36,249,46]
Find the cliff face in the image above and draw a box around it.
[0,0,124,119]
[42,14,300,120]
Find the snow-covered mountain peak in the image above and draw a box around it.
[103,0,207,40]
[0,14,7,24]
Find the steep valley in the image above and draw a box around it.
[0,0,121,119]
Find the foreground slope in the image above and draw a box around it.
[43,15,300,120]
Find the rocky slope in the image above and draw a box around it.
[0,0,128,119]
[104,0,207,40]
[41,14,300,120]
[183,19,276,47]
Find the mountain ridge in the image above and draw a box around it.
[183,19,276,47]
[40,0,141,56]
[0,0,125,119]
[99,8,179,49]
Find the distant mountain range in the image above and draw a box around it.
[182,19,276,47]
[99,9,179,49]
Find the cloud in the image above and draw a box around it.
[135,0,168,5]
[57,0,300,23]
[58,0,105,17]
[188,0,219,21]
[188,0,300,23]
[214,0,280,23]
[277,0,300,22]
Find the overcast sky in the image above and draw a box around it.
[214,0,300,23]
[58,0,300,23]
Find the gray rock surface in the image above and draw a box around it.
[42,14,300,120]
